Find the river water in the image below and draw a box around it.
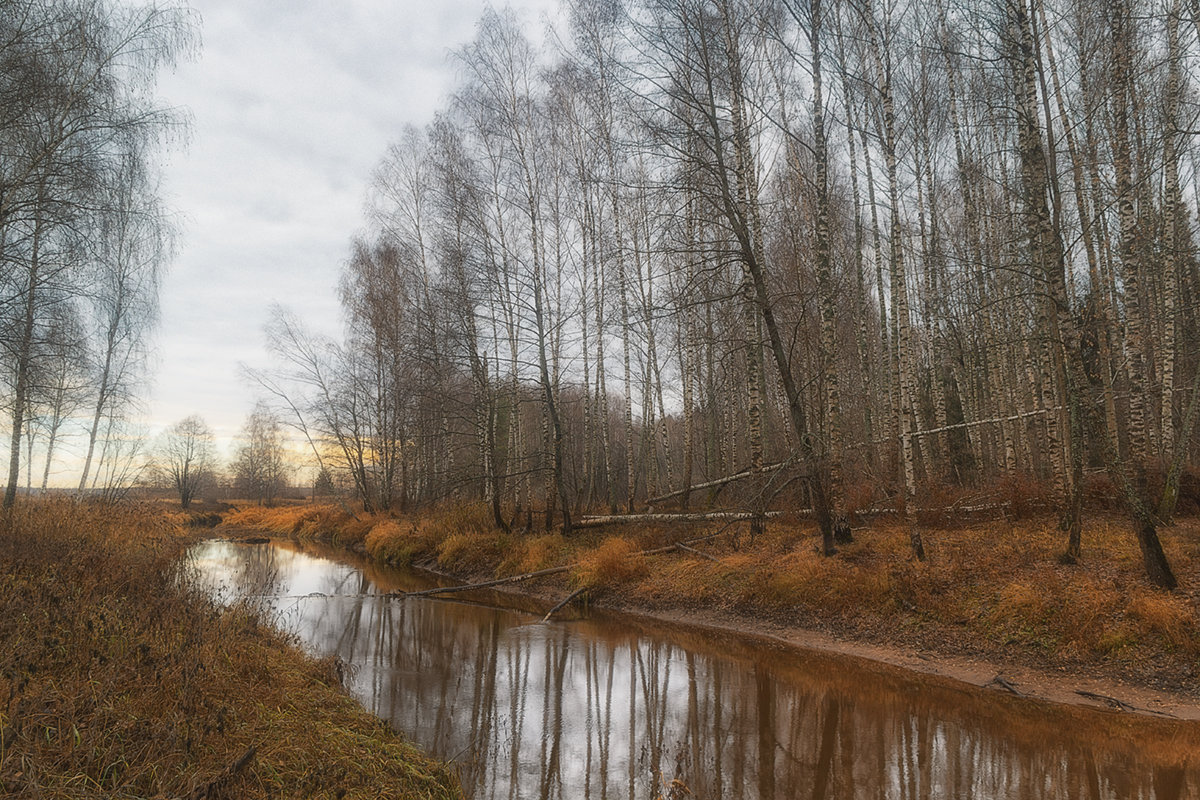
[187,539,1198,800]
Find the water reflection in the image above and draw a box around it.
[189,540,1199,800]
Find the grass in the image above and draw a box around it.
[225,503,375,545]
[571,536,649,589]
[632,515,1200,681]
[227,500,1200,692]
[0,499,461,800]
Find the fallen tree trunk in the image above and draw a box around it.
[985,675,1022,696]
[401,564,573,598]
[675,542,721,562]
[542,588,588,622]
[645,462,792,505]
[575,511,782,528]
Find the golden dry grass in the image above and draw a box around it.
[635,515,1200,670]
[0,499,461,800]
[572,536,649,589]
[496,533,567,577]
[225,504,374,545]
[228,499,1200,686]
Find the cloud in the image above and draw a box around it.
[144,0,558,461]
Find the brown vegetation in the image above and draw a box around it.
[0,500,460,799]
[231,501,1200,694]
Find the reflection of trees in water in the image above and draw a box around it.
[358,604,1197,800]
[200,546,1199,800]
[187,542,285,607]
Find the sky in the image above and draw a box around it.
[149,0,559,461]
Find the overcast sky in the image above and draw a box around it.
[149,0,559,461]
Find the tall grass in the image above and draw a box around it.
[0,500,460,799]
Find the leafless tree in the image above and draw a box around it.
[233,401,289,506]
[0,0,193,506]
[154,414,215,510]
[252,0,1199,587]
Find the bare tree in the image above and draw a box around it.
[251,0,1199,590]
[154,415,215,510]
[233,402,289,506]
[0,0,193,506]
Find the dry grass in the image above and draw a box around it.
[572,536,648,590]
[496,533,567,577]
[634,515,1200,675]
[225,504,373,545]
[0,499,460,800]
[227,498,1200,688]
[436,531,507,573]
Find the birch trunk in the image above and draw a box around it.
[864,0,925,559]
[4,202,44,509]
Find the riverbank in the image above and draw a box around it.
[226,502,1200,717]
[0,500,461,799]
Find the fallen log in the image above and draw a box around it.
[1075,690,1138,713]
[575,511,782,528]
[645,462,792,505]
[674,542,721,563]
[542,588,588,622]
[402,564,572,598]
[985,675,1022,696]
[849,502,1010,517]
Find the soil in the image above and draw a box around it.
[613,601,1200,721]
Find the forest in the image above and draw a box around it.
[253,0,1199,589]
[2,1,1199,794]
[3,0,1199,589]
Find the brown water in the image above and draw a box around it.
[188,539,1199,800]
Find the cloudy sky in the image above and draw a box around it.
[150,0,558,460]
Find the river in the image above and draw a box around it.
[187,538,1198,800]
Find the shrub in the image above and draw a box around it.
[996,474,1053,519]
[915,481,975,527]
[1127,591,1197,651]
[572,537,647,590]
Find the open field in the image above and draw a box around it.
[0,500,461,800]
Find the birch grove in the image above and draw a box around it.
[265,0,1200,587]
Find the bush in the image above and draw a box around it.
[996,474,1053,519]
[572,537,647,590]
